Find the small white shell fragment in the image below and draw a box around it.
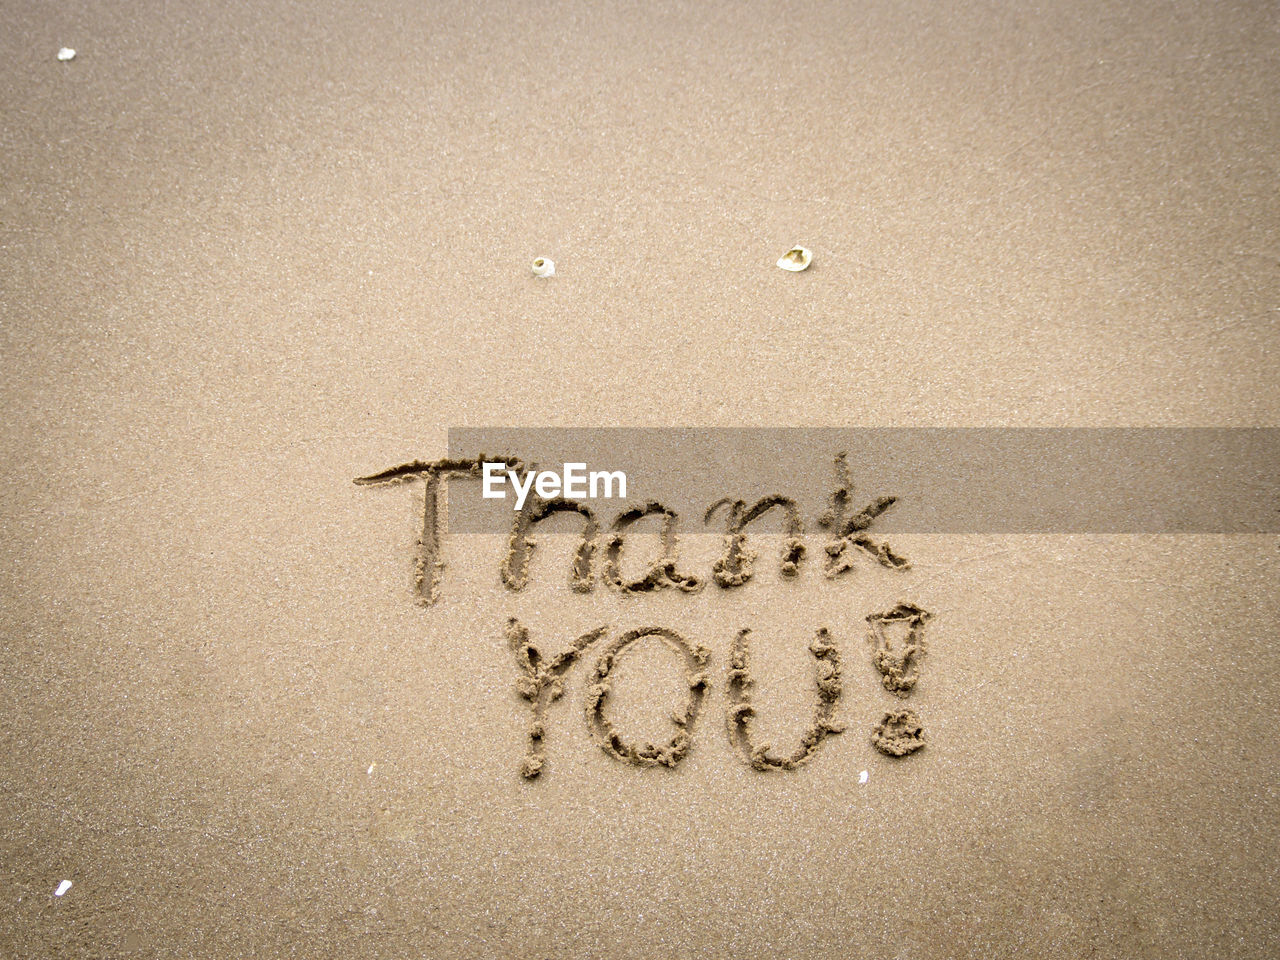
[531,257,555,278]
[859,770,869,784]
[776,245,813,271]
[55,880,73,897]
[57,48,76,61]
[367,763,375,775]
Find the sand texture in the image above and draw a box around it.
[2,1,1279,957]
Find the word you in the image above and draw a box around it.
[482,461,627,510]
[354,452,906,605]
[510,606,931,779]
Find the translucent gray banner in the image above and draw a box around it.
[394,428,1280,534]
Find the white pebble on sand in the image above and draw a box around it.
[57,48,76,62]
[859,770,869,784]
[54,880,73,897]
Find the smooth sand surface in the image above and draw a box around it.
[2,1,1278,957]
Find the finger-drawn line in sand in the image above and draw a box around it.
[705,496,806,587]
[354,456,523,605]
[602,502,703,594]
[585,627,710,768]
[872,708,925,756]
[867,603,932,697]
[502,496,599,593]
[507,618,608,779]
[726,628,846,770]
[819,452,910,575]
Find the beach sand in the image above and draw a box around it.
[2,1,1278,956]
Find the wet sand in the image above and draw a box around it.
[2,1,1278,956]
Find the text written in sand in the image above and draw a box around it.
[356,452,933,778]
[354,452,906,604]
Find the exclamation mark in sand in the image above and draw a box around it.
[867,604,931,757]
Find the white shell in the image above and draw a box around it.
[531,257,555,278]
[776,245,813,271]
[859,770,869,784]
[55,880,73,897]
[57,48,76,61]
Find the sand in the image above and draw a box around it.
[2,0,1278,957]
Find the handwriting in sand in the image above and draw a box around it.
[357,453,932,778]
